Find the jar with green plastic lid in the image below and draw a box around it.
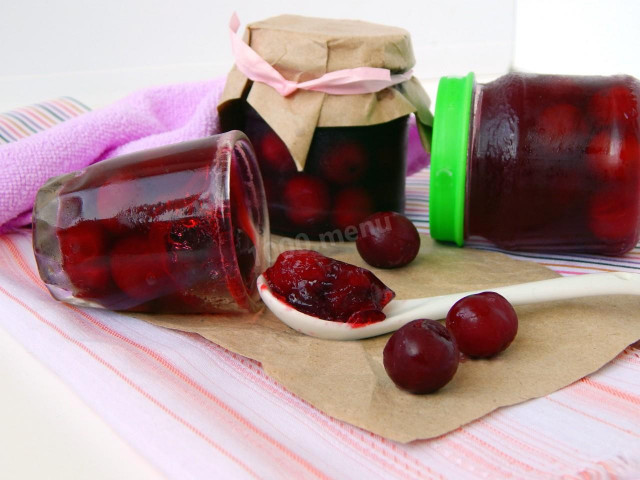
[430,72,640,255]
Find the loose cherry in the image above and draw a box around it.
[356,211,420,268]
[383,319,459,394]
[446,292,518,358]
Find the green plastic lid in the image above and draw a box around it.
[429,72,475,246]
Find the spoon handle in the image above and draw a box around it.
[478,271,640,306]
[380,272,640,335]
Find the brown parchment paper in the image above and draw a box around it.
[218,15,433,169]
[134,236,640,443]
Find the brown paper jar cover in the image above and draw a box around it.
[218,15,432,168]
[218,15,433,240]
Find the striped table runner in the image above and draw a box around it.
[0,169,637,479]
[0,97,90,143]
[0,102,638,478]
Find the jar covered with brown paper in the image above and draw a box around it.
[218,14,432,240]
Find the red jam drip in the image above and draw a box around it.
[263,250,395,324]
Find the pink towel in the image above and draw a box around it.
[0,77,428,232]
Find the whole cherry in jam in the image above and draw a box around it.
[58,222,108,267]
[586,131,640,184]
[258,131,297,175]
[586,131,623,182]
[589,85,638,125]
[110,234,174,302]
[356,211,420,268]
[282,174,331,227]
[383,319,459,394]
[534,103,584,152]
[58,222,115,298]
[64,258,112,299]
[263,250,395,324]
[318,141,368,185]
[446,292,518,358]
[588,189,640,252]
[331,187,374,233]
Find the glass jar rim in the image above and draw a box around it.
[214,131,270,312]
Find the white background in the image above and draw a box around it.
[1,1,640,478]
[2,1,640,109]
[0,0,514,108]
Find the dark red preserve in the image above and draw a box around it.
[430,72,640,255]
[263,250,395,324]
[221,103,408,240]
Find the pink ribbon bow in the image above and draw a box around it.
[229,13,413,97]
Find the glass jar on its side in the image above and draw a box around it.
[33,131,269,313]
[430,72,640,255]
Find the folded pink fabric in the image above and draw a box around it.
[0,78,225,232]
[0,77,428,232]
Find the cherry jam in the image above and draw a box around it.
[431,73,640,255]
[221,103,408,239]
[33,132,269,313]
[263,250,395,324]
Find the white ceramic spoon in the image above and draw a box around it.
[257,272,640,341]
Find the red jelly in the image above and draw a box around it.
[430,73,640,255]
[263,250,395,324]
[33,132,269,313]
[221,104,408,240]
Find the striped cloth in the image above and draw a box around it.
[0,97,90,144]
[0,168,638,479]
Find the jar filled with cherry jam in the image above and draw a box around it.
[33,131,269,313]
[430,72,640,255]
[221,103,408,240]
